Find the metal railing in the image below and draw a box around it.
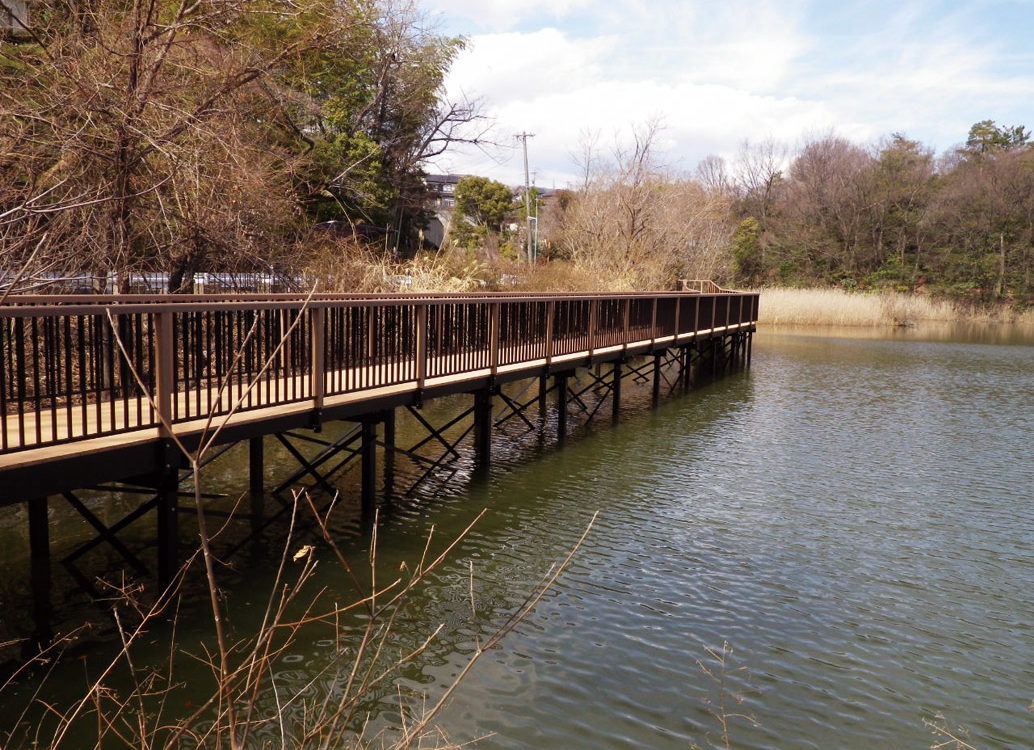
[1,291,759,453]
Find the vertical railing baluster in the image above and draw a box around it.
[311,305,325,413]
[545,300,555,367]
[416,303,427,391]
[155,311,174,436]
[588,298,598,357]
[0,318,7,451]
[490,301,500,377]
[15,317,26,446]
[650,298,658,346]
[623,297,631,352]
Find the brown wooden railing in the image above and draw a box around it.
[1,291,758,453]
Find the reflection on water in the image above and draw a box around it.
[4,325,1034,749]
[404,327,1034,749]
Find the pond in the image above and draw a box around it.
[4,324,1034,748]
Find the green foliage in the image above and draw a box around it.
[450,221,488,250]
[455,176,514,230]
[732,217,764,284]
[863,257,907,290]
[777,261,799,285]
[300,132,394,222]
[964,119,1031,155]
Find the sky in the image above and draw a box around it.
[420,0,1034,188]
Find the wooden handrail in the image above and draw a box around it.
[1,290,759,454]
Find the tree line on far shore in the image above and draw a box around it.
[448,119,1033,306]
[717,119,1033,305]
[2,3,1031,306]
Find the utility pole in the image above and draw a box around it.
[515,132,535,263]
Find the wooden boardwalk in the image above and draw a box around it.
[1,289,757,645]
[1,291,757,501]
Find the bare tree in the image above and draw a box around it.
[783,134,873,277]
[696,154,734,200]
[554,121,733,289]
[732,138,788,225]
[1,0,352,290]
[1,0,489,289]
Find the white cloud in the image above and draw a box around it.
[426,0,1034,185]
[438,51,839,187]
[425,0,594,33]
[446,28,617,102]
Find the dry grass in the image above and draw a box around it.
[304,241,494,294]
[757,287,1034,327]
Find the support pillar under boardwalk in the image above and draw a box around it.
[361,418,378,521]
[538,374,549,422]
[28,497,51,653]
[652,352,662,405]
[555,372,569,440]
[612,361,623,421]
[473,388,493,475]
[249,436,264,499]
[249,436,264,536]
[156,440,180,588]
[383,409,396,501]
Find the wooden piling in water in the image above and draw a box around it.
[155,443,180,589]
[28,496,51,653]
[473,388,493,475]
[612,362,622,421]
[556,373,569,440]
[360,418,377,520]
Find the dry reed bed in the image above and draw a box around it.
[757,287,1034,327]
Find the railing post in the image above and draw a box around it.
[694,295,701,335]
[587,298,598,359]
[489,301,500,377]
[415,303,428,391]
[366,304,377,361]
[545,300,555,367]
[155,310,174,431]
[622,297,631,353]
[650,297,658,347]
[311,306,325,415]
